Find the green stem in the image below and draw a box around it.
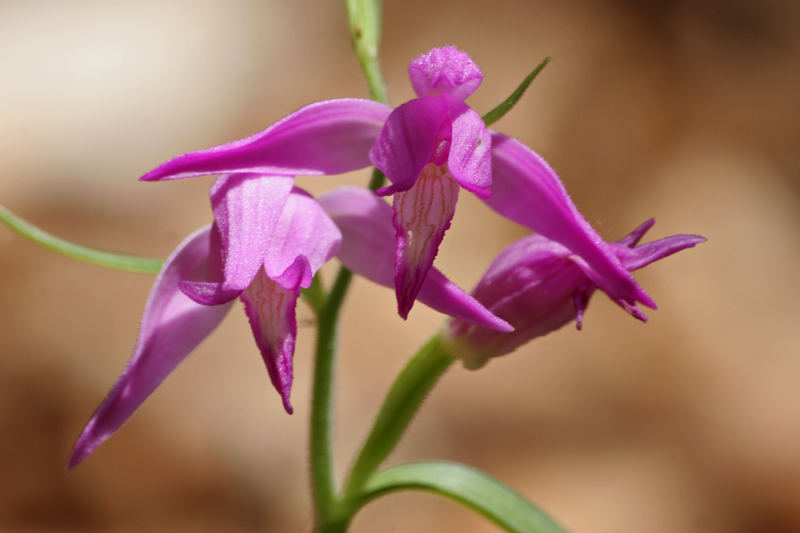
[0,204,163,274]
[308,4,390,530]
[367,167,386,193]
[346,0,389,104]
[310,267,353,530]
[342,334,455,503]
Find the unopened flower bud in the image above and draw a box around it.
[447,220,705,369]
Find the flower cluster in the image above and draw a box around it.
[68,46,703,468]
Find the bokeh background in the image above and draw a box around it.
[2,1,799,531]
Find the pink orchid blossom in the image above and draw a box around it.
[136,46,652,325]
[448,219,706,369]
[368,47,491,318]
[68,183,510,469]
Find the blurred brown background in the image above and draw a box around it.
[1,1,799,531]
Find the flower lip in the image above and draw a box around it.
[317,186,513,333]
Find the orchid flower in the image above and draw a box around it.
[448,219,706,369]
[68,182,510,469]
[367,46,491,317]
[136,45,652,324]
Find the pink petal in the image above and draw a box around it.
[613,233,707,271]
[317,187,396,285]
[211,174,293,293]
[446,99,492,198]
[263,188,341,290]
[140,99,392,181]
[370,96,450,196]
[617,218,656,247]
[317,187,511,332]
[68,226,233,468]
[418,269,513,332]
[392,164,460,318]
[408,46,483,100]
[240,268,300,413]
[484,133,656,311]
[450,235,597,363]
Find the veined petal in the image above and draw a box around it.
[140,99,392,181]
[408,46,483,100]
[68,226,233,469]
[485,133,656,311]
[317,187,511,331]
[241,268,300,414]
[370,96,450,195]
[393,164,460,318]
[447,99,492,198]
[264,188,341,290]
[211,174,293,293]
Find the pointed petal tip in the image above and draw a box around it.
[138,160,195,182]
[620,218,657,246]
[396,295,414,320]
[66,429,100,471]
[138,170,160,182]
[639,290,658,310]
[490,317,514,333]
[66,450,85,471]
[624,301,650,322]
[282,395,294,415]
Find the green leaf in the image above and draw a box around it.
[482,57,551,127]
[0,204,163,274]
[361,461,568,533]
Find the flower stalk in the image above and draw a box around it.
[310,2,389,529]
[343,334,454,502]
[310,267,353,529]
[346,0,389,104]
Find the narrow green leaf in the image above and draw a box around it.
[0,204,163,274]
[361,461,568,533]
[482,57,551,127]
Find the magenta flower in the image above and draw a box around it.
[68,182,510,469]
[137,45,652,325]
[368,47,491,317]
[448,218,706,369]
